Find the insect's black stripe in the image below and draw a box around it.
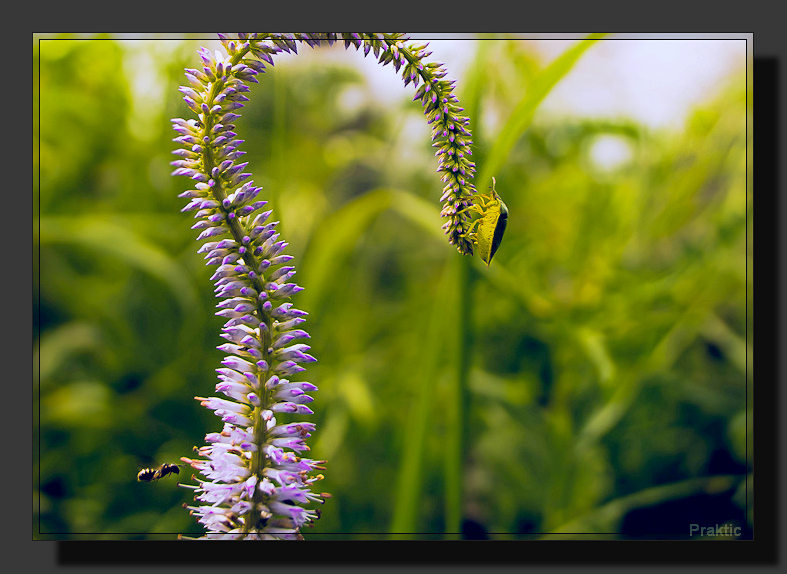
[489,206,508,262]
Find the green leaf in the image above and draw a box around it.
[547,475,739,536]
[389,259,453,536]
[300,188,445,315]
[477,33,608,188]
[38,215,199,316]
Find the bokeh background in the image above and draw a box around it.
[34,33,752,540]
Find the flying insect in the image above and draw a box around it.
[137,463,186,482]
[459,177,508,266]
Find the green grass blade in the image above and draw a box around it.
[476,33,609,189]
[300,187,446,315]
[389,259,453,537]
[443,254,472,537]
[546,475,739,536]
[38,215,199,314]
[299,189,393,315]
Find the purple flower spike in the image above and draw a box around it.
[172,34,331,541]
[174,31,478,540]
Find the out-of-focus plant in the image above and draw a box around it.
[35,34,750,541]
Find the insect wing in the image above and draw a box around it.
[487,198,508,265]
[159,464,180,479]
[474,192,508,266]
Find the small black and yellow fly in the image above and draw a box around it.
[137,463,185,482]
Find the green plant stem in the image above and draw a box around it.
[444,252,473,535]
[389,261,452,537]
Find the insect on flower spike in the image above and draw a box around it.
[458,177,508,266]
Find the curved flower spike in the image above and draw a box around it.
[173,32,474,540]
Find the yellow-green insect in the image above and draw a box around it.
[460,177,508,266]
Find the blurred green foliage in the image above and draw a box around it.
[34,35,751,540]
